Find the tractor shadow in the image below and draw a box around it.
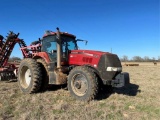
[46,83,141,101]
[96,83,141,101]
[46,84,68,91]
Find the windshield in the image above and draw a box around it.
[61,35,77,50]
[41,35,57,61]
[41,35,57,52]
[41,35,77,62]
[42,35,77,51]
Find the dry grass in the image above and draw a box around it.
[0,62,160,120]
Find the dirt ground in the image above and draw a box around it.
[0,62,159,120]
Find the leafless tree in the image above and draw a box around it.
[120,55,129,62]
[8,56,21,62]
[132,56,143,62]
[143,56,150,62]
[158,56,160,62]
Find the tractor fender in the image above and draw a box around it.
[32,52,51,64]
[83,64,100,75]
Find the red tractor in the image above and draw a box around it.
[16,28,129,101]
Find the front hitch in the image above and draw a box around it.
[111,72,130,88]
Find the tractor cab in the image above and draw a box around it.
[41,31,78,63]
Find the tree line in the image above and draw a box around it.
[8,56,21,62]
[8,56,160,62]
[120,55,160,62]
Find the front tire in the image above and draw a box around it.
[18,58,42,93]
[68,66,99,101]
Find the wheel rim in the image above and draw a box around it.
[20,66,32,88]
[71,73,88,96]
[25,69,31,86]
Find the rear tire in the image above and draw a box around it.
[68,66,99,101]
[18,58,42,93]
[37,59,49,91]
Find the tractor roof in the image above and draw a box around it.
[43,31,76,38]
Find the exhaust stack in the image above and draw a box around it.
[56,27,61,69]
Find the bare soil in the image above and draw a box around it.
[0,62,159,120]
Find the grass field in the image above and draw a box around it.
[0,62,160,120]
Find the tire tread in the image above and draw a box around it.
[68,66,99,101]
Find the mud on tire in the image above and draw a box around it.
[68,66,99,101]
[37,59,49,91]
[18,58,42,93]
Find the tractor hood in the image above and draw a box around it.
[70,50,113,56]
[69,49,122,81]
[69,49,120,67]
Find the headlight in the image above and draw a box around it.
[106,67,122,72]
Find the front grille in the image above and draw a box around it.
[105,54,121,67]
[97,54,121,80]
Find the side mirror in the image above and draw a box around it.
[76,39,88,45]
